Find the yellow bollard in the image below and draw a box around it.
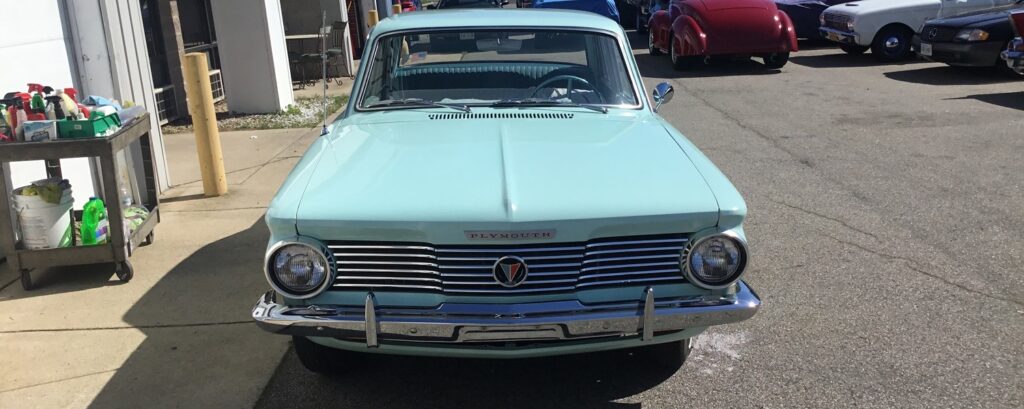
[368,10,379,27]
[392,4,402,14]
[181,53,228,197]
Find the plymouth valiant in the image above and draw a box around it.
[252,9,760,374]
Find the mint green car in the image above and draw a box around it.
[252,9,760,373]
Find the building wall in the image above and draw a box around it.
[0,0,97,208]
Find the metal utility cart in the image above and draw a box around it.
[0,113,160,290]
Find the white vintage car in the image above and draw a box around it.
[819,0,1019,61]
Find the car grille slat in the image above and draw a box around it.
[326,233,689,295]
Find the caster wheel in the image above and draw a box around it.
[116,261,134,283]
[20,269,33,291]
[143,231,155,246]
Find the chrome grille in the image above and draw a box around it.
[327,234,689,295]
[823,13,852,32]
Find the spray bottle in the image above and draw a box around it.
[45,96,67,120]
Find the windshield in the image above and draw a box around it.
[358,29,640,110]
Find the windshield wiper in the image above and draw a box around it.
[366,98,471,113]
[489,98,608,114]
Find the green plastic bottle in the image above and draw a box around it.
[80,197,108,245]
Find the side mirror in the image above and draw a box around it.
[651,82,674,112]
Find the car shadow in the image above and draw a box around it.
[789,52,926,68]
[87,218,273,408]
[946,91,1024,110]
[635,53,782,79]
[883,66,1022,85]
[255,343,676,409]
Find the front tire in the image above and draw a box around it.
[840,44,869,55]
[649,30,662,56]
[871,26,913,62]
[670,35,701,70]
[763,52,790,69]
[641,338,694,368]
[293,336,350,376]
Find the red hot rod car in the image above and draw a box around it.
[648,0,798,70]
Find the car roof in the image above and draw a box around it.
[371,9,623,35]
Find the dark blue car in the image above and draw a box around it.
[533,0,621,22]
[774,0,856,40]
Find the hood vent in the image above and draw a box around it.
[429,112,574,120]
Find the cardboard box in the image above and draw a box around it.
[21,120,58,142]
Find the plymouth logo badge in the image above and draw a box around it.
[493,256,528,287]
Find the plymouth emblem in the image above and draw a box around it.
[493,256,528,287]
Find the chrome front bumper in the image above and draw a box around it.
[252,282,761,346]
[819,27,861,45]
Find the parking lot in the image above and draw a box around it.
[255,34,1024,408]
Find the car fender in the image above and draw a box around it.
[672,14,707,56]
[777,10,799,52]
[650,9,673,49]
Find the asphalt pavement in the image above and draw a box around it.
[255,34,1024,408]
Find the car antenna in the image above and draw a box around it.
[320,9,329,136]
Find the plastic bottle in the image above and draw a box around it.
[80,197,109,245]
[119,184,133,207]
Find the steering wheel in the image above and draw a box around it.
[530,74,601,102]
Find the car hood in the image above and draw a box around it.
[826,0,937,16]
[700,0,772,11]
[290,112,722,243]
[928,5,1023,27]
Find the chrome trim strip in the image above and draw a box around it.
[334,253,437,259]
[579,261,679,272]
[437,254,583,261]
[585,246,684,256]
[337,260,440,267]
[581,254,679,264]
[435,245,586,253]
[444,286,577,294]
[439,262,581,269]
[585,238,688,248]
[329,244,435,251]
[337,268,440,275]
[337,276,443,283]
[578,269,680,281]
[445,278,578,286]
[439,270,577,278]
[575,276,683,288]
[251,282,761,344]
[333,283,443,291]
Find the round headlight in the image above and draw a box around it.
[266,243,331,297]
[683,234,747,289]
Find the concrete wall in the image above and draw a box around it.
[0,0,96,209]
[210,0,294,113]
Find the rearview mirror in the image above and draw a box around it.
[651,82,674,112]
